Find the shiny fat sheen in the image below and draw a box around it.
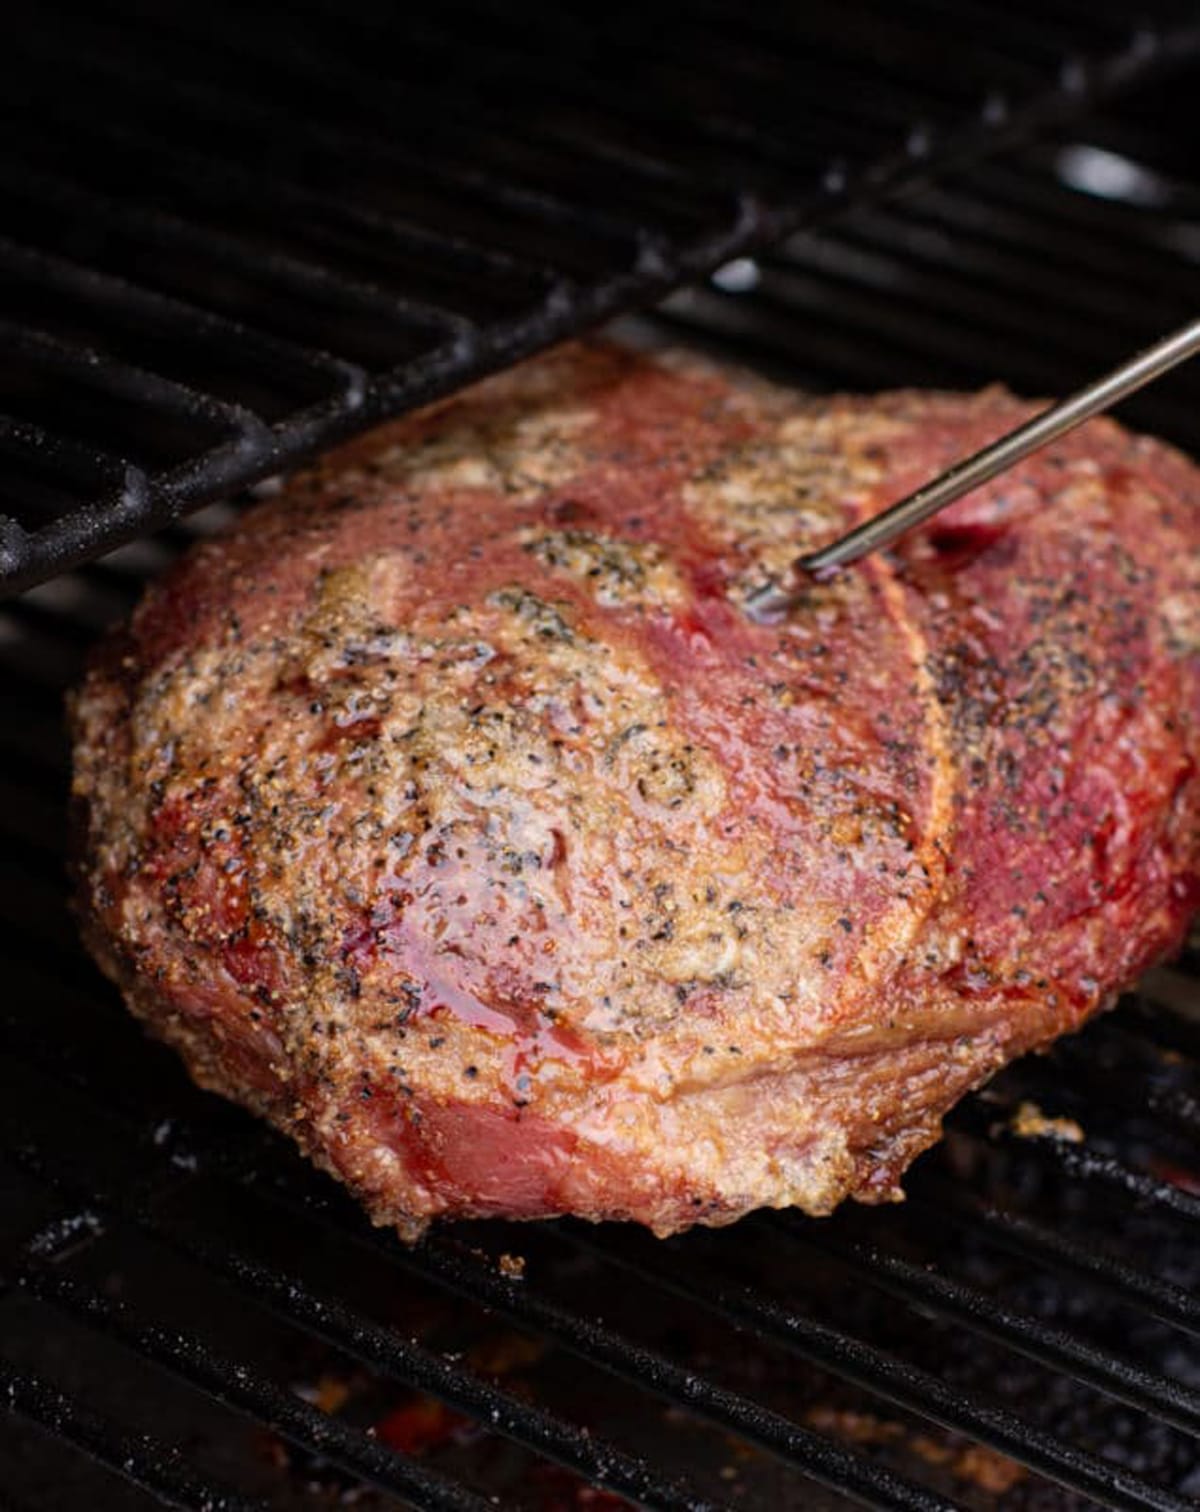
[70,343,1200,1238]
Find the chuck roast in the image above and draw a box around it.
[70,343,1200,1237]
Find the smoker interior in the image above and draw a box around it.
[4,12,1200,1512]
[3,0,1200,594]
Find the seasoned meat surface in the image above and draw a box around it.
[71,343,1200,1237]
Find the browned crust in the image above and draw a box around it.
[70,341,1200,1236]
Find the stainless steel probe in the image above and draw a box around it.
[746,315,1200,621]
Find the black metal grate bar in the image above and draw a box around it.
[569,1232,1195,1512]
[270,1189,953,1512]
[12,1261,494,1512]
[9,958,1200,1512]
[781,1219,1200,1438]
[0,419,134,519]
[0,162,485,337]
[908,1180,1200,1341]
[0,1362,261,1512]
[2,11,723,247]
[0,237,368,408]
[951,1104,1200,1223]
[1,1,1198,591]
[12,113,549,314]
[403,1239,948,1512]
[0,321,270,456]
[154,1226,722,1512]
[0,1020,933,1512]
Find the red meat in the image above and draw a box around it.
[70,343,1200,1236]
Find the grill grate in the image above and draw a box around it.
[2,0,1200,593]
[4,26,1200,1512]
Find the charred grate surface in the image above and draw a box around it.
[3,65,1200,1512]
[1,0,1200,593]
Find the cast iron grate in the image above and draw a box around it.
[2,0,1200,593]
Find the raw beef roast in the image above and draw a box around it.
[70,343,1200,1237]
